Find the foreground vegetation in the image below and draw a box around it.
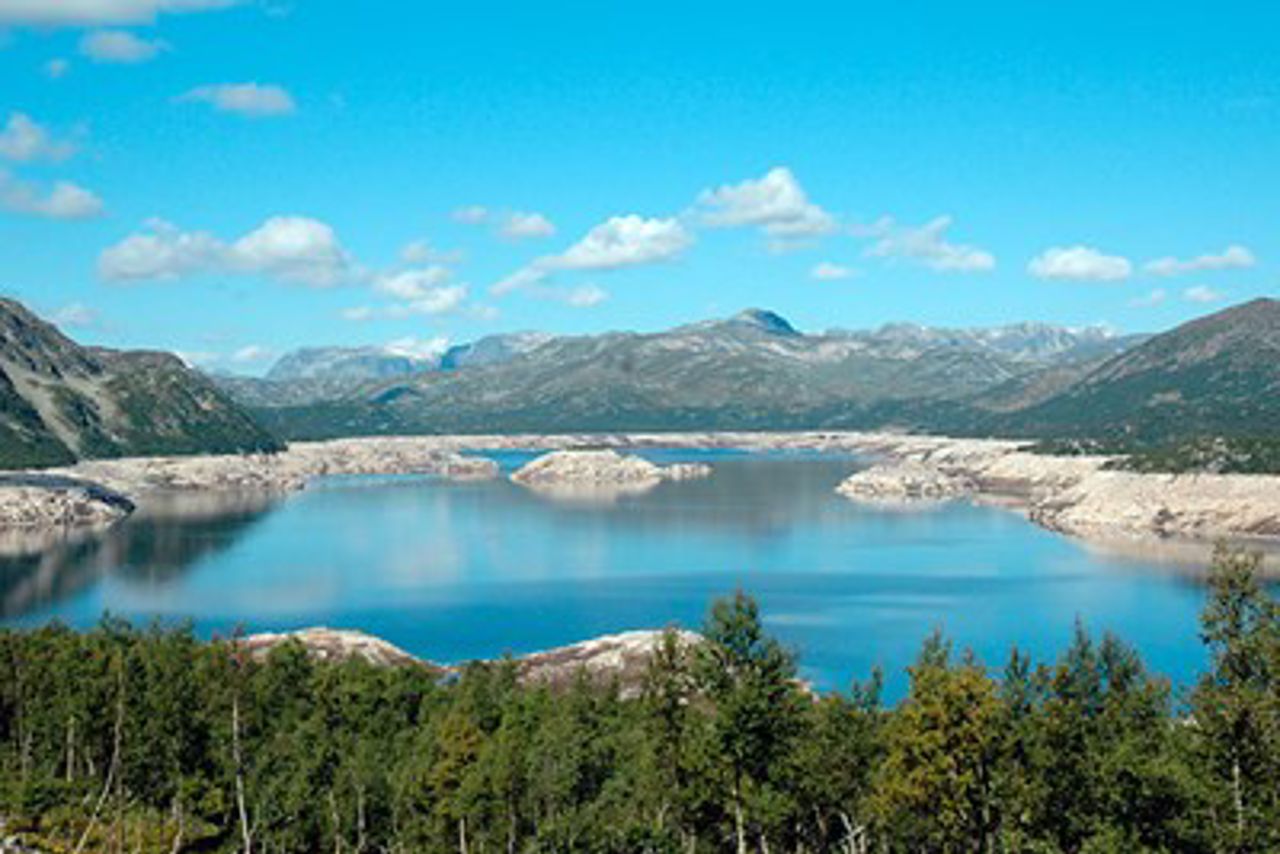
[2,550,1278,853]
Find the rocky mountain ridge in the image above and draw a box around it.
[0,298,282,470]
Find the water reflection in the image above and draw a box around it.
[0,491,279,618]
[0,451,1251,696]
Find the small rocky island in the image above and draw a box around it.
[836,460,974,505]
[511,449,711,493]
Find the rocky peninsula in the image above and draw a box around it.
[2,431,1278,562]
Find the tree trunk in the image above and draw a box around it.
[1232,751,1245,841]
[458,816,469,854]
[75,658,124,854]
[732,777,747,854]
[232,690,253,854]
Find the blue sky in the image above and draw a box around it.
[1,0,1277,374]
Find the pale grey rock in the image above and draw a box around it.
[511,449,711,488]
[836,460,974,505]
[241,627,425,668]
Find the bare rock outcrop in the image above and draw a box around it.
[836,460,974,505]
[239,625,702,698]
[241,627,428,669]
[0,477,134,530]
[511,449,710,490]
[515,629,702,697]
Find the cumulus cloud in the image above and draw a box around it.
[564,284,608,307]
[491,215,689,302]
[0,113,76,162]
[0,170,104,219]
[1027,246,1131,281]
[810,261,855,281]
[542,215,692,271]
[80,29,168,63]
[1128,288,1168,308]
[1143,245,1255,277]
[861,216,995,273]
[696,166,836,238]
[374,265,452,300]
[230,216,351,285]
[343,265,470,320]
[179,83,296,117]
[400,239,464,265]
[1183,285,1225,304]
[452,206,557,240]
[0,0,237,26]
[99,216,354,285]
[500,210,556,240]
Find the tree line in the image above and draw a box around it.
[1,547,1278,853]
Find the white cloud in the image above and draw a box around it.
[229,216,351,285]
[400,238,463,265]
[374,265,452,300]
[500,210,556,239]
[565,284,608,307]
[45,59,71,79]
[0,169,104,219]
[98,219,221,279]
[451,205,490,224]
[490,265,547,297]
[99,215,353,285]
[1128,288,1168,308]
[0,112,76,162]
[1143,245,1256,277]
[491,215,689,301]
[810,261,855,281]
[862,216,995,273]
[179,83,296,117]
[0,0,237,26]
[697,166,836,237]
[51,302,99,328]
[80,29,168,63]
[231,344,272,363]
[1183,285,1225,304]
[1027,245,1131,281]
[393,285,468,316]
[542,214,692,271]
[385,336,450,361]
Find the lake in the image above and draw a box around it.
[0,448,1213,698]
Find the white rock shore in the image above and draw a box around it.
[241,626,701,697]
[510,449,711,501]
[3,431,1278,562]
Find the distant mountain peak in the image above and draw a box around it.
[729,308,799,336]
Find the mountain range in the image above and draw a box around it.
[228,307,1170,439]
[2,296,1275,470]
[0,298,281,469]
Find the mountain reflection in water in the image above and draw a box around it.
[0,450,1222,696]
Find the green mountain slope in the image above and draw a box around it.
[994,298,1280,442]
[246,309,1116,439]
[0,298,283,469]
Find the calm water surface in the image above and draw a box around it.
[0,449,1213,698]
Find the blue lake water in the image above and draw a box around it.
[0,449,1214,698]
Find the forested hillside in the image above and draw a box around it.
[2,549,1277,853]
[0,299,282,470]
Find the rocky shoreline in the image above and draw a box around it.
[241,625,700,698]
[2,431,1278,563]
